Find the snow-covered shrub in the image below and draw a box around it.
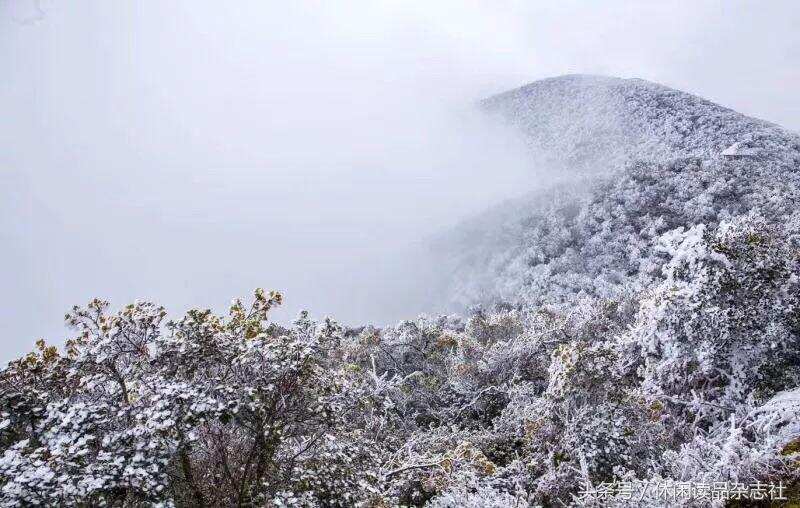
[633,215,800,427]
[1,290,391,506]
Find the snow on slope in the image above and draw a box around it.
[436,75,800,310]
[482,74,798,171]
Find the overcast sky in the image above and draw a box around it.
[2,0,799,362]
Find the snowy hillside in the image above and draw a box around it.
[483,74,798,170]
[2,76,799,507]
[438,74,800,311]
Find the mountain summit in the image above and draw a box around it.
[483,74,798,172]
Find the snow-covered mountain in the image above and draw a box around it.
[436,74,800,311]
[4,75,799,507]
[484,74,798,170]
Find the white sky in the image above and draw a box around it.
[1,0,799,362]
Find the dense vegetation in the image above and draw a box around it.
[2,214,799,506]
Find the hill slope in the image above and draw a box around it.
[437,74,800,310]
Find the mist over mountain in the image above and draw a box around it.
[435,74,800,312]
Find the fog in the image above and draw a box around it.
[2,1,799,362]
